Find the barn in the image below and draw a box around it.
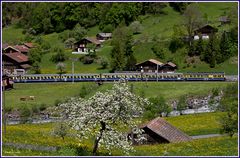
[129,117,192,145]
[96,33,112,42]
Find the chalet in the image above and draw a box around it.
[2,52,31,73]
[160,62,177,73]
[74,37,101,52]
[129,117,192,145]
[193,25,218,40]
[219,16,230,25]
[135,59,177,73]
[135,59,164,73]
[96,33,112,42]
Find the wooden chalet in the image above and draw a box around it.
[219,16,230,25]
[135,59,177,73]
[4,46,20,54]
[2,52,31,73]
[160,62,177,73]
[14,45,30,55]
[96,33,112,41]
[129,117,192,145]
[193,25,218,40]
[24,42,35,49]
[74,37,101,52]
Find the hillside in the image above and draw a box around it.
[2,2,238,75]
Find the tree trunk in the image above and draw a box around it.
[92,121,106,155]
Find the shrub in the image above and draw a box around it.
[53,122,68,140]
[100,58,108,69]
[79,85,88,98]
[82,56,94,64]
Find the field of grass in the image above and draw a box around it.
[2,112,237,156]
[4,82,99,109]
[4,82,234,110]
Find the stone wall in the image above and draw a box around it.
[168,92,223,116]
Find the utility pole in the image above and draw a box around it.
[157,64,159,82]
[71,58,78,84]
[2,62,7,136]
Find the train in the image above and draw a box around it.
[8,72,226,83]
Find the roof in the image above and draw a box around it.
[4,52,29,63]
[140,117,192,143]
[20,64,31,69]
[163,62,177,67]
[85,37,101,45]
[97,33,112,38]
[4,46,20,52]
[194,24,218,33]
[136,59,164,66]
[24,43,34,48]
[219,16,230,22]
[14,45,29,53]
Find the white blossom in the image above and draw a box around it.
[59,80,150,155]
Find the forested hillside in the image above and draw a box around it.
[2,2,238,74]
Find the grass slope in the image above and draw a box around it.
[2,2,238,74]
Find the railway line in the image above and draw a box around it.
[7,72,227,83]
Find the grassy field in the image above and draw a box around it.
[4,82,234,110]
[2,2,238,75]
[2,112,237,156]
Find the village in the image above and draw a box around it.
[1,2,238,157]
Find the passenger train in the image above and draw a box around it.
[9,72,226,83]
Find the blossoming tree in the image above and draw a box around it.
[59,80,150,155]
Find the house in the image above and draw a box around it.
[135,59,177,73]
[135,59,164,73]
[4,45,30,55]
[2,52,31,73]
[74,37,101,52]
[160,62,177,73]
[193,25,218,40]
[96,33,112,42]
[219,16,230,25]
[129,117,192,145]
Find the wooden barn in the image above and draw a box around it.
[129,117,192,145]
[2,75,14,90]
[74,37,101,52]
[135,59,177,73]
[96,33,112,41]
[193,25,218,40]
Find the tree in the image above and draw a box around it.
[218,31,230,63]
[194,35,204,56]
[59,80,149,155]
[51,47,67,63]
[64,38,76,49]
[218,83,238,137]
[203,34,219,68]
[169,2,189,14]
[151,44,165,59]
[53,122,68,140]
[124,34,136,71]
[56,62,66,75]
[183,3,202,54]
[73,23,87,41]
[129,21,143,34]
[100,57,109,69]
[145,97,171,119]
[169,25,184,53]
[177,95,187,115]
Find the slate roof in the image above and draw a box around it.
[140,117,192,143]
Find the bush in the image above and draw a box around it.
[55,99,62,107]
[129,21,143,34]
[102,24,114,33]
[82,56,94,64]
[79,85,88,98]
[19,106,32,123]
[51,47,67,63]
[100,58,108,69]
[39,103,47,111]
[53,122,68,140]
